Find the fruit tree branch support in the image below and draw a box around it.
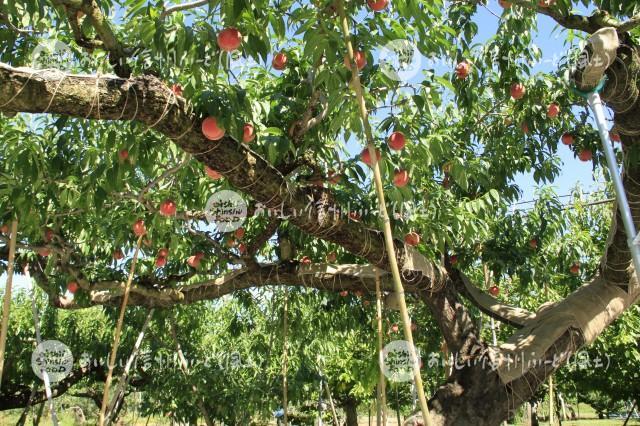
[375,270,387,426]
[0,220,17,390]
[587,89,640,293]
[98,235,144,426]
[334,1,433,424]
[24,265,60,425]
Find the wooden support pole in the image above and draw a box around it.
[0,220,18,389]
[98,235,143,426]
[25,266,59,425]
[375,270,387,426]
[547,285,554,426]
[549,375,555,425]
[324,379,339,425]
[335,2,432,423]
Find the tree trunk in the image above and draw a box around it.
[343,400,359,426]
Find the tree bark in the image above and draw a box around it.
[343,399,359,426]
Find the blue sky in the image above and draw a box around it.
[473,4,605,203]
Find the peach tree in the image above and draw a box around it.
[1,0,640,424]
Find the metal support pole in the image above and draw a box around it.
[587,92,640,292]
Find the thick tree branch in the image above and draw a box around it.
[466,0,636,35]
[245,218,281,258]
[618,14,640,33]
[0,63,445,289]
[0,63,472,348]
[454,272,535,328]
[535,8,612,34]
[60,263,399,308]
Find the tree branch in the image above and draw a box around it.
[618,14,640,33]
[0,63,469,347]
[0,63,444,289]
[0,12,33,34]
[454,272,535,329]
[161,0,209,18]
[491,0,631,34]
[51,0,131,76]
[61,263,400,308]
[0,363,102,410]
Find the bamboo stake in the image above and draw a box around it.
[169,316,213,426]
[375,270,387,426]
[324,379,339,425]
[0,220,17,389]
[24,266,59,425]
[282,287,289,426]
[545,282,554,426]
[549,375,555,425]
[98,235,144,426]
[335,2,432,423]
[105,309,154,425]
